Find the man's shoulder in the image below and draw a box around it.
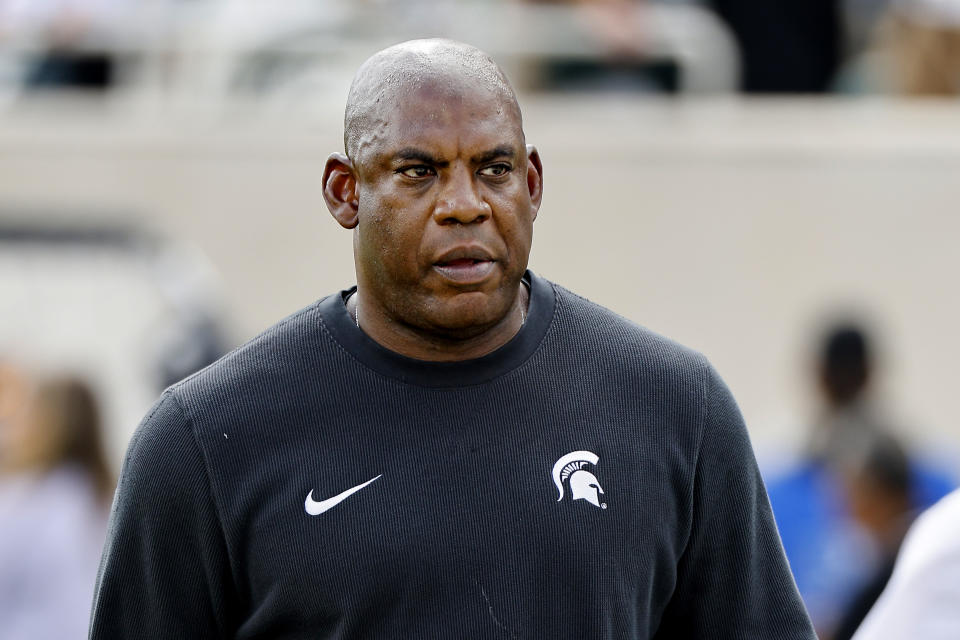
[549,281,708,381]
[170,296,333,402]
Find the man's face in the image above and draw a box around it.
[350,80,541,336]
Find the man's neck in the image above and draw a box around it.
[347,284,529,362]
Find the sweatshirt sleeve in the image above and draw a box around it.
[89,391,236,639]
[655,364,816,639]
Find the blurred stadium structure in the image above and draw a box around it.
[0,1,740,101]
[2,2,960,634]
[4,95,960,471]
[0,0,957,471]
[0,221,228,462]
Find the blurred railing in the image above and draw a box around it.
[0,0,740,105]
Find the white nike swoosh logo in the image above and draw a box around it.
[304,475,382,516]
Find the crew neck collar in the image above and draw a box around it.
[318,270,555,388]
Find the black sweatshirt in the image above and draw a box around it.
[89,271,815,639]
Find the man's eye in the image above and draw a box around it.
[399,166,435,178]
[479,164,511,177]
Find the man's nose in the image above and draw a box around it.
[432,168,490,224]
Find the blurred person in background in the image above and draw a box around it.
[838,0,960,93]
[832,432,914,640]
[521,0,645,54]
[0,369,113,640]
[706,0,844,91]
[875,0,960,94]
[521,0,675,91]
[765,322,954,638]
[852,487,960,640]
[0,0,127,89]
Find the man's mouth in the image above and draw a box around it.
[433,257,497,283]
[439,258,488,268]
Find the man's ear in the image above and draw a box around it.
[323,153,360,229]
[526,145,543,221]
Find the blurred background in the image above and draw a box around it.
[1,0,959,638]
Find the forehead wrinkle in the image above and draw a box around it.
[391,148,450,167]
[351,85,523,171]
[344,39,523,167]
[472,145,518,164]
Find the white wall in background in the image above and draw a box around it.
[1,97,958,470]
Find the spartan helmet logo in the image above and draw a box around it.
[552,450,606,509]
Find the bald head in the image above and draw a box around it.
[344,39,523,165]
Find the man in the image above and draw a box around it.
[89,39,815,638]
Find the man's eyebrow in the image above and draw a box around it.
[392,148,449,167]
[472,145,518,164]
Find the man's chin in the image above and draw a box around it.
[424,292,515,336]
